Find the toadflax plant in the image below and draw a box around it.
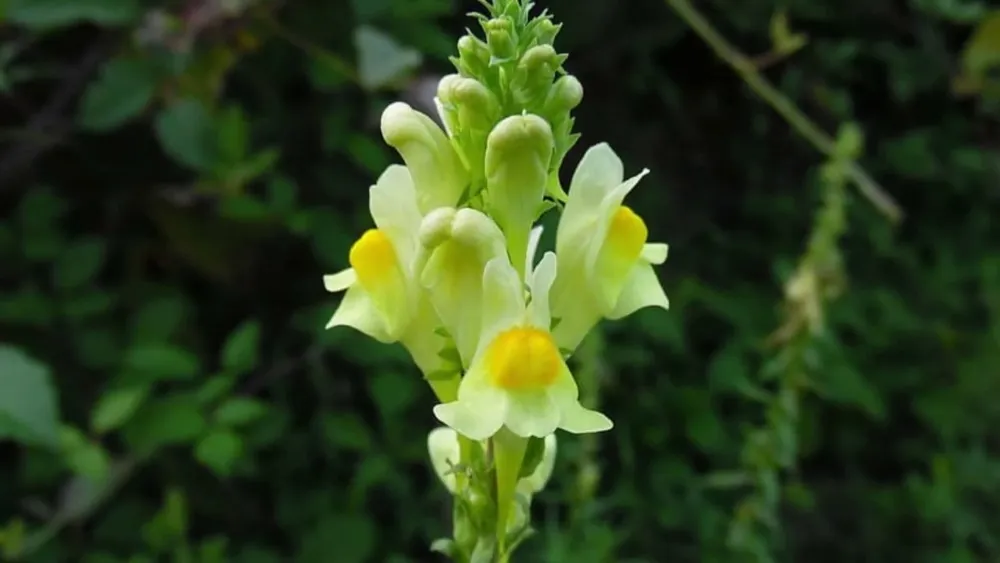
[322,1,669,560]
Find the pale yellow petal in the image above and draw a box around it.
[369,165,422,269]
[608,262,669,320]
[527,251,557,330]
[435,361,508,440]
[642,242,669,265]
[526,225,544,274]
[504,389,560,438]
[323,268,356,293]
[558,143,624,245]
[325,284,392,343]
[427,427,461,493]
[547,364,613,434]
[474,257,526,359]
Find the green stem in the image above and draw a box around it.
[491,428,528,556]
[663,0,903,223]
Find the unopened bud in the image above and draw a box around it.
[484,114,554,275]
[456,35,491,76]
[418,207,457,250]
[485,17,516,62]
[381,102,468,213]
[533,18,561,45]
[543,74,583,115]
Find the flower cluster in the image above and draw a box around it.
[322,0,668,557]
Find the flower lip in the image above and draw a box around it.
[486,326,561,391]
[604,205,648,264]
[349,229,399,288]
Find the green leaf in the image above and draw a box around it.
[214,397,269,427]
[220,320,261,374]
[368,371,418,420]
[61,426,111,481]
[0,345,60,449]
[216,105,249,164]
[122,394,207,454]
[319,412,373,452]
[77,56,159,131]
[354,25,422,91]
[123,343,201,381]
[52,236,107,290]
[91,386,149,434]
[195,429,243,476]
[154,98,217,171]
[517,436,546,479]
[6,0,140,29]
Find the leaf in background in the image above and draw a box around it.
[52,236,107,290]
[214,397,269,427]
[195,429,243,476]
[122,394,207,454]
[221,320,261,375]
[123,343,201,381]
[91,386,149,434]
[956,10,1000,94]
[61,425,111,481]
[0,345,60,449]
[296,512,375,563]
[216,104,250,166]
[353,26,422,91]
[154,98,217,171]
[6,0,140,29]
[77,56,160,132]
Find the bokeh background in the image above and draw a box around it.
[2,0,1000,561]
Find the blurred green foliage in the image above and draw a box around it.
[1,0,999,562]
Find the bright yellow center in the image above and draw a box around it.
[348,229,398,287]
[486,327,561,391]
[605,206,647,262]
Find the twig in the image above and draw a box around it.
[663,0,904,223]
[0,42,109,191]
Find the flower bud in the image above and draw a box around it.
[456,35,491,77]
[543,74,583,116]
[439,75,500,133]
[428,426,461,494]
[484,114,554,275]
[380,102,468,214]
[418,207,457,250]
[485,17,516,62]
[533,18,561,45]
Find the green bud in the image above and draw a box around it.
[512,44,564,109]
[484,114,553,276]
[484,17,517,63]
[456,35,491,77]
[543,74,583,116]
[532,18,561,45]
[439,75,501,131]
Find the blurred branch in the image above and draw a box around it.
[253,8,357,84]
[0,42,109,191]
[663,0,904,224]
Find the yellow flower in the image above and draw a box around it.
[417,207,508,368]
[433,252,612,439]
[323,165,456,399]
[549,143,669,353]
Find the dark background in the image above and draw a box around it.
[1,0,999,562]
